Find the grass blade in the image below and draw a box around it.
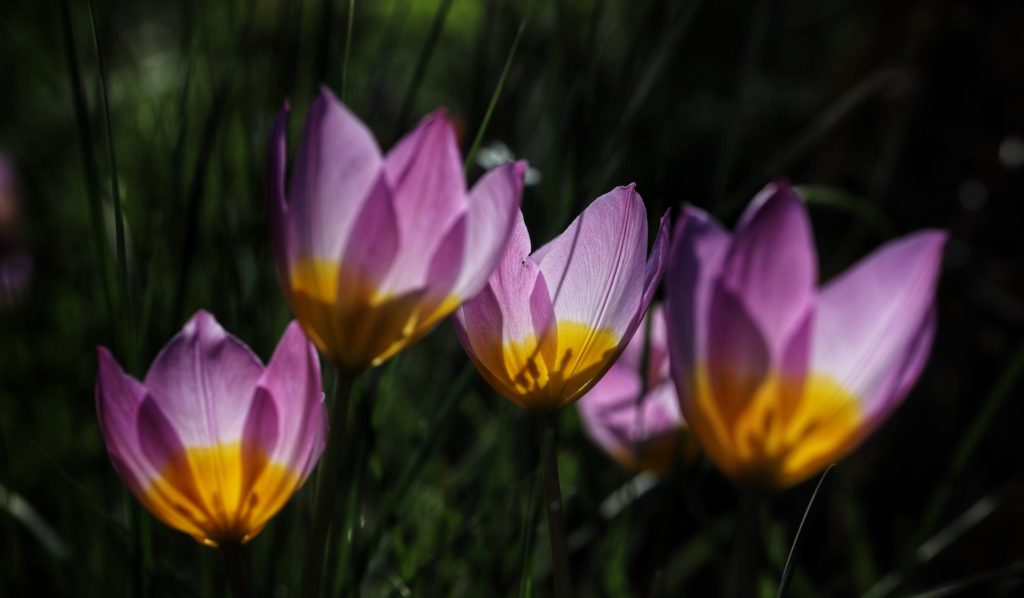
[776,464,835,598]
[394,0,455,138]
[86,0,130,325]
[463,3,530,174]
[864,341,1024,598]
[342,0,356,101]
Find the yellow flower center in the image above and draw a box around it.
[472,321,620,412]
[686,367,863,488]
[141,442,298,546]
[289,258,460,369]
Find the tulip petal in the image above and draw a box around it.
[143,311,263,447]
[240,388,280,477]
[255,321,326,479]
[289,88,383,262]
[452,161,527,299]
[705,283,771,412]
[95,347,156,493]
[453,214,557,407]
[382,110,467,294]
[663,205,731,374]
[624,210,671,340]
[578,364,642,456]
[811,230,946,425]
[535,184,647,338]
[340,174,400,285]
[720,182,816,362]
[424,214,467,305]
[136,397,214,538]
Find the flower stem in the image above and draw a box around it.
[541,414,572,597]
[221,542,249,598]
[728,487,762,598]
[300,367,356,598]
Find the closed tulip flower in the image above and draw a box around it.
[268,88,525,370]
[577,305,690,476]
[454,185,669,413]
[95,311,327,546]
[665,182,945,489]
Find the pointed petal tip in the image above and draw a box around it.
[186,309,219,330]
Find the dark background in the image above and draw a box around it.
[1,0,1022,595]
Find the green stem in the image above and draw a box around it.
[541,415,572,597]
[300,368,356,598]
[728,487,761,598]
[222,542,250,598]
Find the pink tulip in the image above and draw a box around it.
[664,181,945,488]
[95,311,327,546]
[577,305,690,475]
[268,88,525,370]
[454,185,669,412]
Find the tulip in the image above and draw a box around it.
[664,181,945,489]
[95,311,327,546]
[577,305,690,476]
[454,184,669,413]
[268,88,525,370]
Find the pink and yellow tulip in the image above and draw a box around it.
[577,305,691,476]
[95,311,327,546]
[454,185,669,412]
[664,182,945,488]
[268,88,525,370]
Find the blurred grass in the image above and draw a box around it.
[1,0,1024,595]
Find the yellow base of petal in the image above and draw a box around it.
[473,321,620,412]
[288,258,459,370]
[141,443,298,546]
[685,367,863,489]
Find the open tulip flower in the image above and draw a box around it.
[454,185,669,413]
[95,311,327,546]
[268,88,525,370]
[577,305,691,476]
[665,182,945,489]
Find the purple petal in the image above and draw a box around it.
[454,213,556,392]
[811,230,946,425]
[719,182,817,365]
[288,88,383,262]
[578,366,683,465]
[381,110,467,294]
[95,347,157,493]
[423,213,467,304]
[143,311,264,448]
[255,321,327,480]
[339,174,400,285]
[577,364,643,457]
[663,205,731,384]
[704,283,771,411]
[452,161,527,299]
[621,209,672,350]
[239,387,280,495]
[535,185,648,339]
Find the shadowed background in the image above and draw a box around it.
[1,0,1023,595]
